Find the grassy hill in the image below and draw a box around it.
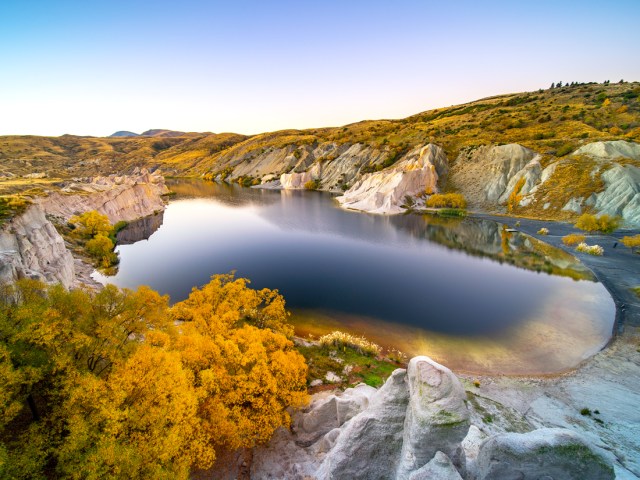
[0,81,638,216]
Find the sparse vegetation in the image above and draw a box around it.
[562,233,586,246]
[576,242,604,256]
[318,331,382,357]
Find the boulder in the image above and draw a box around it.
[317,369,410,480]
[295,384,377,447]
[396,356,470,479]
[475,428,615,480]
[407,451,463,480]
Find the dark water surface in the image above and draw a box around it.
[94,180,615,374]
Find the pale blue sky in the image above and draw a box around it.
[1,0,639,136]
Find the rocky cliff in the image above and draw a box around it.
[40,168,169,223]
[0,169,169,288]
[201,135,640,224]
[250,356,615,479]
[0,204,75,288]
[337,144,446,214]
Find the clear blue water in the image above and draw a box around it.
[94,180,615,373]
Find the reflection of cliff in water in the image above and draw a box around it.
[116,212,164,245]
[389,214,595,281]
[167,179,279,208]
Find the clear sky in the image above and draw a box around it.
[1,0,639,137]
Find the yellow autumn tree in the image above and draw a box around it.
[0,275,308,479]
[70,210,113,238]
[173,273,308,450]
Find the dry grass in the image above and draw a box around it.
[318,331,382,357]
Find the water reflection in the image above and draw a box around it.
[116,212,164,245]
[94,180,614,374]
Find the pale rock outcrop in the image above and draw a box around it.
[573,140,640,161]
[40,168,168,223]
[482,144,538,202]
[280,170,316,190]
[396,356,470,479]
[589,164,640,225]
[336,144,445,214]
[0,205,75,288]
[497,157,542,204]
[316,369,410,479]
[295,384,377,447]
[461,425,487,475]
[407,451,463,480]
[249,355,617,480]
[449,144,537,208]
[475,428,615,480]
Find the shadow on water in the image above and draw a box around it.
[95,179,614,374]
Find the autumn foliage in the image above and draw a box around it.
[0,274,307,479]
[425,193,467,209]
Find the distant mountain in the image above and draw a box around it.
[140,129,186,137]
[110,131,140,137]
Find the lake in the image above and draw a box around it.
[94,179,615,374]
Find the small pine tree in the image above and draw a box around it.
[550,82,555,89]
[557,81,563,88]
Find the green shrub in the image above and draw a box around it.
[556,143,574,156]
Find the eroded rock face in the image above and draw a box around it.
[281,170,316,190]
[316,369,410,480]
[590,163,640,225]
[396,356,470,479]
[248,356,616,480]
[573,140,640,160]
[40,168,168,223]
[0,205,75,288]
[407,451,463,480]
[337,144,446,214]
[475,428,615,480]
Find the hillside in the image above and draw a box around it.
[1,81,639,222]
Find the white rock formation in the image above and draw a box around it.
[396,356,470,479]
[280,170,316,190]
[407,451,463,480]
[589,163,640,225]
[573,140,640,161]
[40,168,168,223]
[475,428,615,480]
[336,144,446,214]
[248,355,618,480]
[482,144,539,203]
[448,143,538,208]
[316,369,410,479]
[0,205,75,288]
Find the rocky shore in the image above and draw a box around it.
[0,169,168,287]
